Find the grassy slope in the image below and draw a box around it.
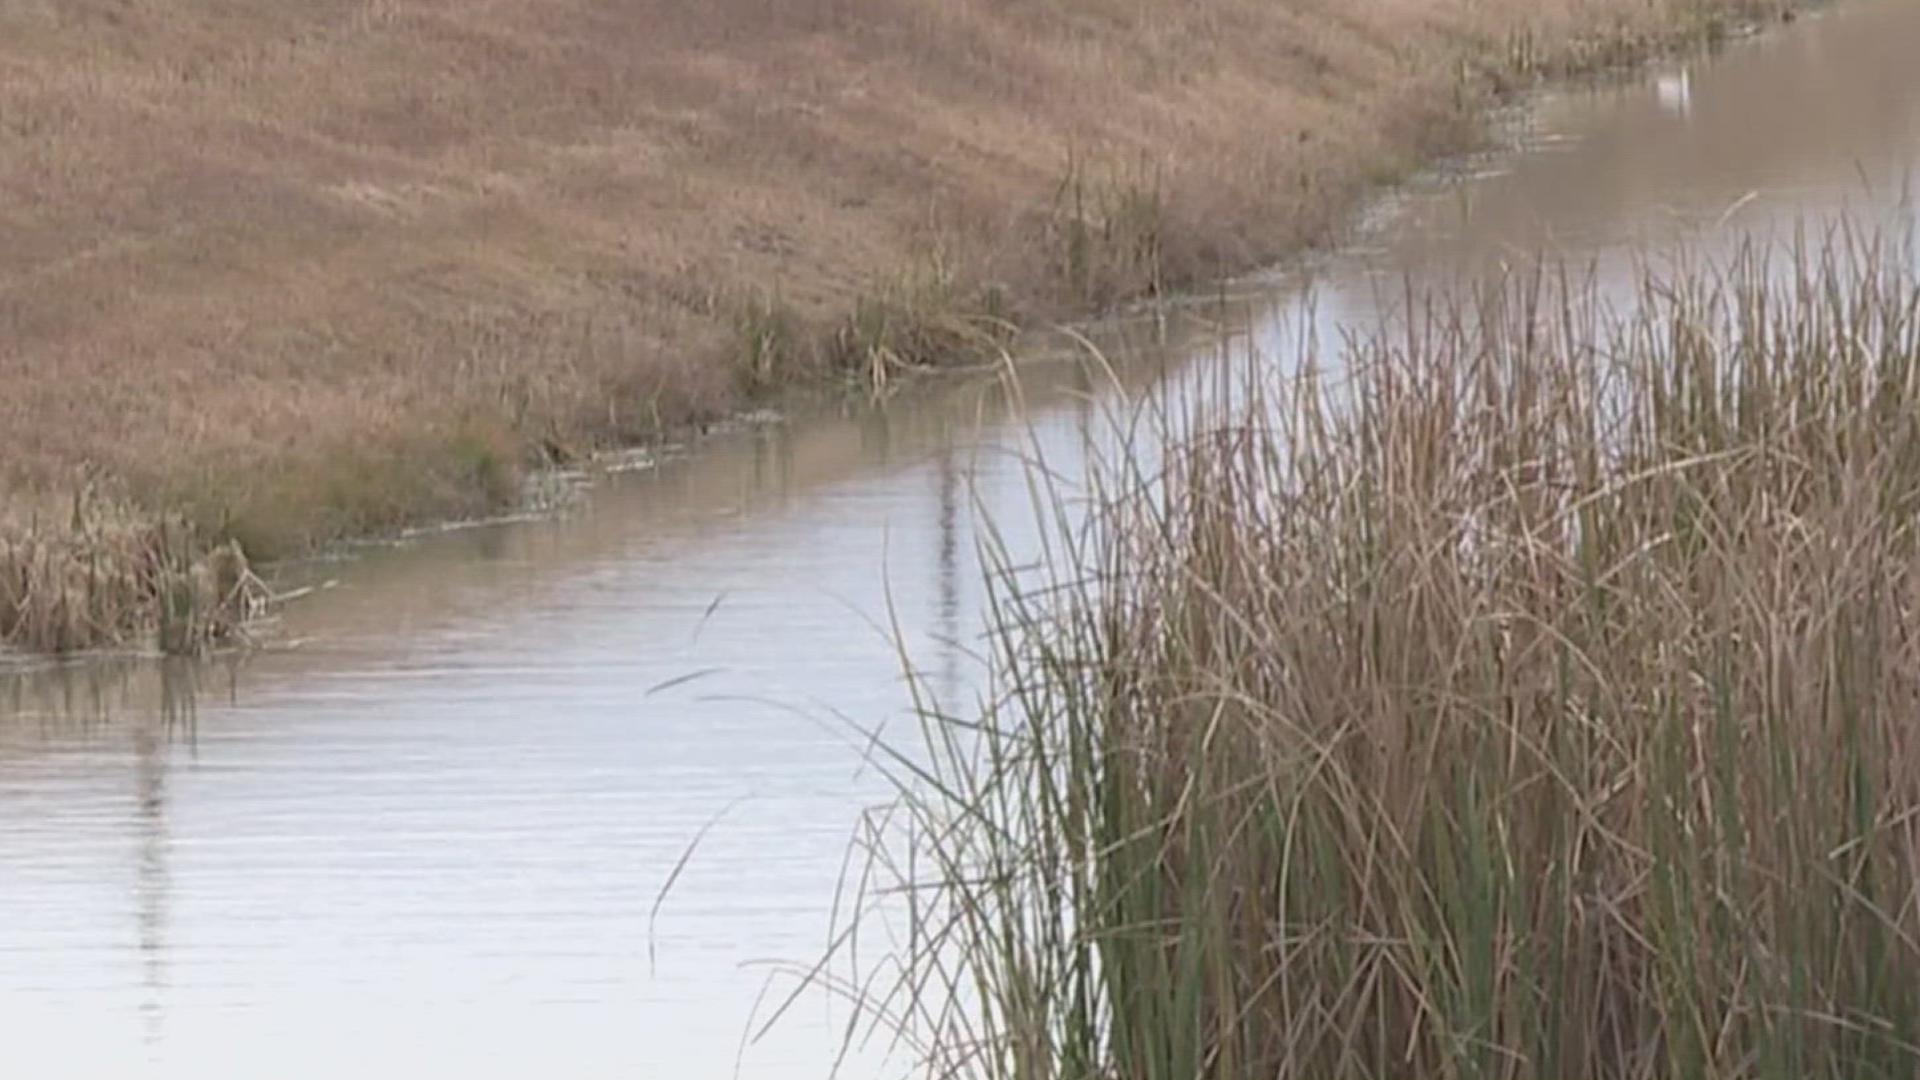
[0,0,1791,649]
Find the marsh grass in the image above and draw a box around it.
[733,258,1019,402]
[0,491,266,655]
[846,233,1920,1080]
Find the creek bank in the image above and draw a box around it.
[0,0,1807,653]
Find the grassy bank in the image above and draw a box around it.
[860,235,1920,1079]
[0,0,1798,651]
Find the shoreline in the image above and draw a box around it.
[0,0,1807,653]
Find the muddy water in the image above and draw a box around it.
[6,2,1920,1076]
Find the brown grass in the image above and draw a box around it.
[0,0,1797,649]
[0,491,264,654]
[858,231,1920,1080]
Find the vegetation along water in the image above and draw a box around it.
[859,234,1920,1080]
[0,0,1802,653]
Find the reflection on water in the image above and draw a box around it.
[134,679,170,1051]
[5,2,1920,1076]
[932,446,964,713]
[1656,70,1692,116]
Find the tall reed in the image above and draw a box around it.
[854,233,1920,1080]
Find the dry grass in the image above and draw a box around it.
[0,491,264,654]
[0,0,1795,649]
[853,232,1920,1080]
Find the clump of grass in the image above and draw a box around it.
[851,233,1920,1080]
[728,257,1016,402]
[735,290,810,396]
[1053,152,1169,307]
[0,490,265,655]
[834,257,1016,399]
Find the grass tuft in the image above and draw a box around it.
[1,489,266,655]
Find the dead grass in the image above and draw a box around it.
[0,0,1798,649]
[857,231,1920,1080]
[0,491,264,654]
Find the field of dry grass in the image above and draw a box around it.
[0,0,1795,650]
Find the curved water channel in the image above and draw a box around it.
[5,2,1920,1076]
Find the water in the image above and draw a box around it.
[5,2,1920,1076]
